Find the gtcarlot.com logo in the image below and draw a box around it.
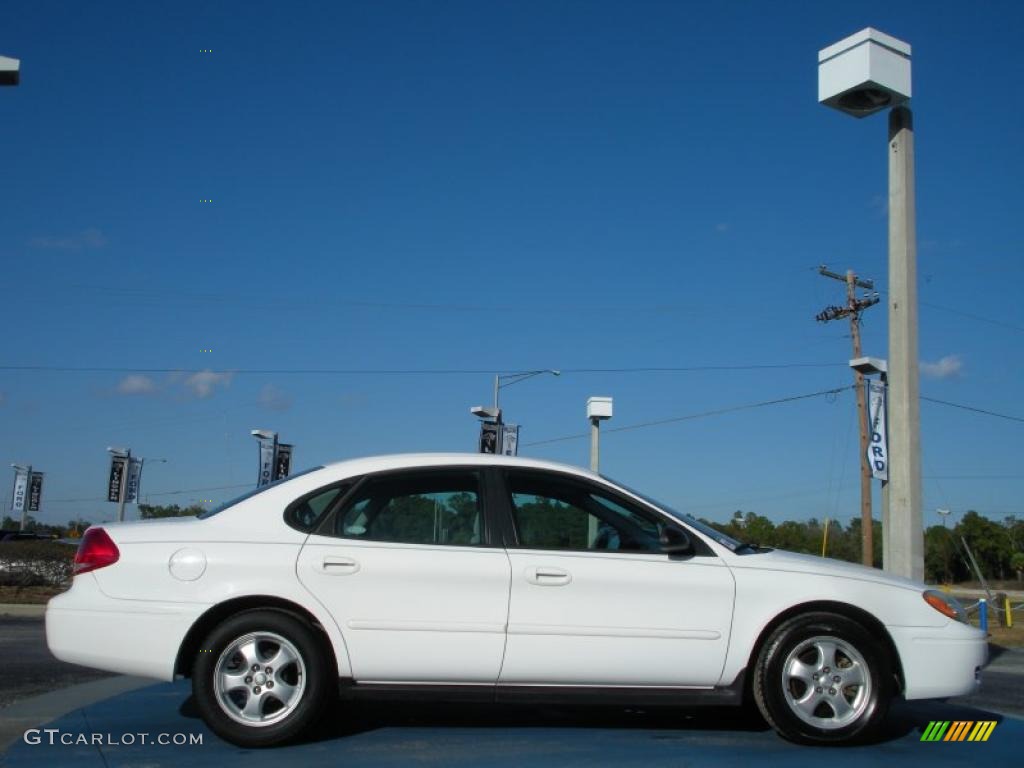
[23,729,203,746]
[921,720,997,742]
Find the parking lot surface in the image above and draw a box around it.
[2,679,1019,767]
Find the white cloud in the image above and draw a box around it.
[184,370,234,399]
[921,354,963,379]
[116,374,158,395]
[257,384,292,412]
[29,227,108,250]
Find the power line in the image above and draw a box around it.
[524,386,850,447]
[42,482,252,504]
[0,363,847,375]
[921,396,1024,424]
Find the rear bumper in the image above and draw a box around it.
[46,574,206,681]
[889,622,988,699]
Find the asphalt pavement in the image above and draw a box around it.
[0,614,113,709]
[1,612,1022,766]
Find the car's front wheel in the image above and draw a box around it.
[752,612,893,744]
[192,610,332,747]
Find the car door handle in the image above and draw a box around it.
[320,556,359,575]
[526,567,572,586]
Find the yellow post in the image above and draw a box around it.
[1006,596,1013,629]
[821,518,830,557]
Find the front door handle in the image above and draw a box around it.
[320,556,360,575]
[526,566,572,586]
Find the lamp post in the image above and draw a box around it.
[586,397,613,473]
[820,28,923,581]
[470,370,560,454]
[492,369,561,413]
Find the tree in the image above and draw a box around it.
[138,504,203,519]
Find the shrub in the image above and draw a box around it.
[0,540,76,587]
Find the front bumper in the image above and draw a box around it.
[46,574,206,681]
[889,622,988,699]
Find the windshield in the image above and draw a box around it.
[602,476,744,553]
[197,466,324,519]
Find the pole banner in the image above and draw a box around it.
[501,424,520,456]
[12,469,28,513]
[274,444,293,481]
[27,472,44,512]
[257,439,276,487]
[478,422,500,454]
[867,379,889,481]
[107,456,127,502]
[126,459,143,503]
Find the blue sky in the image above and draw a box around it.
[1,0,1022,528]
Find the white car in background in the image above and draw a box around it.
[46,453,985,747]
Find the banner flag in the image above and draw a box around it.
[107,456,128,502]
[501,424,520,456]
[479,422,500,454]
[126,459,143,503]
[867,380,889,481]
[11,469,28,513]
[257,438,276,487]
[27,472,44,512]
[274,444,293,481]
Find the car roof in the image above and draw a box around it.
[320,452,600,481]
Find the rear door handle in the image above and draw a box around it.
[320,556,359,575]
[526,566,571,586]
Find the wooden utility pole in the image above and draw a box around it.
[816,266,880,566]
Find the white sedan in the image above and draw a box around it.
[47,453,985,747]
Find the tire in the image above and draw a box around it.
[752,612,893,745]
[192,609,333,747]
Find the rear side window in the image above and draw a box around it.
[333,470,483,546]
[284,482,352,532]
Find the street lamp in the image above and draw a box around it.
[0,55,19,86]
[936,508,951,528]
[492,369,561,414]
[820,28,923,582]
[586,397,613,473]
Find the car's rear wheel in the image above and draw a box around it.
[193,610,332,747]
[752,612,892,744]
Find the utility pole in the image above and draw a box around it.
[816,266,880,567]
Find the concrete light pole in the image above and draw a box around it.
[586,397,613,473]
[819,28,923,581]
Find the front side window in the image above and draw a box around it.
[506,471,663,553]
[334,470,483,546]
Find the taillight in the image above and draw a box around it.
[74,527,120,575]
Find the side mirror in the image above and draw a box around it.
[660,526,693,555]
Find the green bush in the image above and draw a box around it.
[0,540,76,587]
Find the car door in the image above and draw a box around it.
[498,469,735,687]
[296,468,511,683]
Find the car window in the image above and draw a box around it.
[284,482,352,532]
[506,471,663,553]
[334,471,483,546]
